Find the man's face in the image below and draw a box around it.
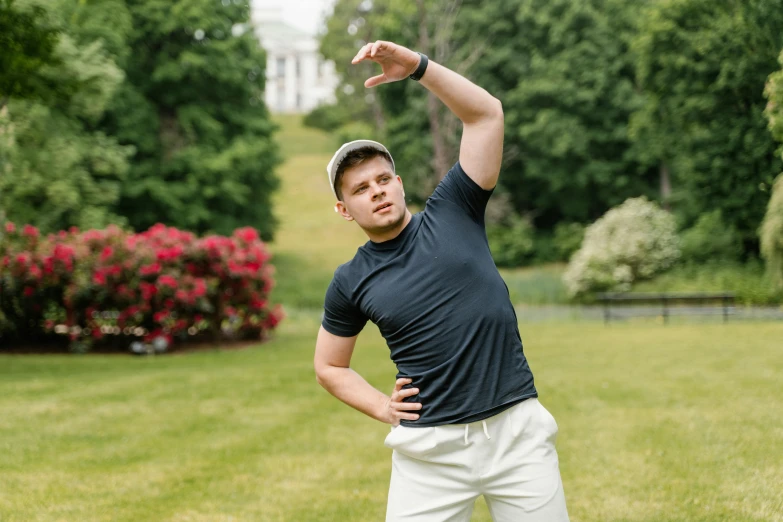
[336,155,406,237]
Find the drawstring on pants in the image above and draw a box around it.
[464,420,492,445]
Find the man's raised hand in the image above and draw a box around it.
[351,41,421,88]
[383,377,422,426]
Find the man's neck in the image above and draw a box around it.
[367,210,413,243]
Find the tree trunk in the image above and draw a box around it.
[660,163,672,211]
[416,0,453,180]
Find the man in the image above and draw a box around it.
[314,40,569,522]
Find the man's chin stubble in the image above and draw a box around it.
[364,210,406,236]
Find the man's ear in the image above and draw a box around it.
[335,201,354,221]
[397,175,405,198]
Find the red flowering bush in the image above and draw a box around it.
[0,223,284,353]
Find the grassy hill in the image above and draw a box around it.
[268,116,369,309]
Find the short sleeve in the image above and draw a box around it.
[322,274,368,337]
[429,162,494,224]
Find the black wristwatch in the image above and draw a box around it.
[409,53,429,81]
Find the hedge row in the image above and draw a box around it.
[0,223,283,353]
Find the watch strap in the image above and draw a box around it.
[409,53,429,81]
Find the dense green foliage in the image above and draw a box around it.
[632,0,783,251]
[0,0,280,238]
[0,0,60,106]
[109,0,280,238]
[0,0,132,231]
[314,0,783,266]
[679,211,743,265]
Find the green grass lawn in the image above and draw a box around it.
[2,315,782,521]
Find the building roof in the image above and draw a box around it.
[255,20,316,53]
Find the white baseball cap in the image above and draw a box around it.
[326,139,395,200]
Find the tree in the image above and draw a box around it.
[317,0,660,226]
[457,0,658,228]
[104,0,281,239]
[632,0,783,253]
[0,0,60,109]
[0,2,132,232]
[315,0,390,137]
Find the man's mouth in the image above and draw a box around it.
[374,202,393,213]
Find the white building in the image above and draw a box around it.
[251,6,338,114]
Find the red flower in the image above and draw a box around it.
[93,271,106,286]
[140,282,157,301]
[154,310,169,323]
[192,279,207,297]
[250,296,267,310]
[23,287,35,297]
[140,262,161,276]
[42,258,54,275]
[156,246,183,262]
[157,275,178,289]
[28,265,42,280]
[4,222,15,233]
[234,227,259,243]
[22,224,39,238]
[100,246,114,261]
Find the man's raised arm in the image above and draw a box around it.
[353,41,504,190]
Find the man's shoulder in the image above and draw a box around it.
[332,245,373,284]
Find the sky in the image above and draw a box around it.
[255,0,337,35]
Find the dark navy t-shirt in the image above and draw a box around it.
[322,162,537,427]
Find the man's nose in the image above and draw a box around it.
[370,183,385,199]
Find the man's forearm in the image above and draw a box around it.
[418,60,502,125]
[316,366,390,423]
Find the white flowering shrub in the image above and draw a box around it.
[760,174,783,289]
[563,197,680,297]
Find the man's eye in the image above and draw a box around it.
[380,177,390,183]
[356,186,367,194]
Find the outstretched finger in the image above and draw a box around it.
[351,43,372,64]
[365,73,388,88]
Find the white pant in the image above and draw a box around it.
[384,398,570,522]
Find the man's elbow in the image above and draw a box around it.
[315,363,328,388]
[314,361,337,389]
[490,97,504,120]
[474,97,503,125]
